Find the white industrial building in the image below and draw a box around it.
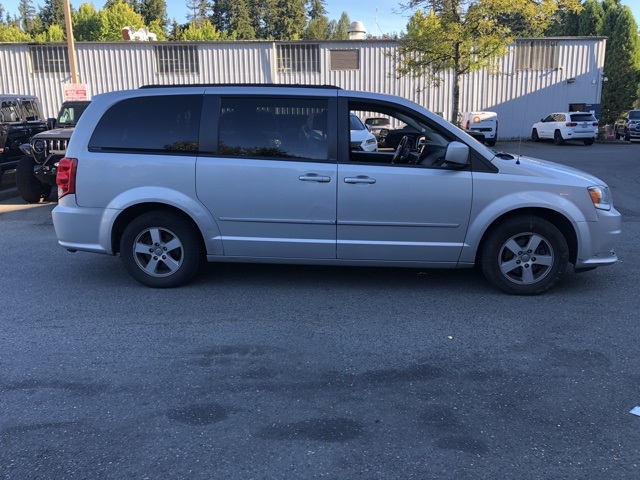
[0,37,606,139]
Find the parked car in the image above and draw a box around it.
[17,100,91,203]
[460,111,498,146]
[532,112,599,145]
[364,117,391,140]
[614,110,640,141]
[0,94,47,187]
[52,85,620,295]
[350,114,378,151]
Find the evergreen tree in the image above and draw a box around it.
[167,19,184,40]
[18,0,37,35]
[307,0,326,19]
[328,11,350,40]
[39,0,66,31]
[229,0,255,39]
[600,5,640,123]
[186,0,208,26]
[261,0,280,38]
[303,0,329,39]
[578,0,604,36]
[180,18,221,40]
[276,0,306,39]
[0,4,5,25]
[139,0,167,30]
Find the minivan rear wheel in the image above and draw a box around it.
[120,211,203,288]
[480,216,569,295]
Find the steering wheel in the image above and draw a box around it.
[391,136,413,164]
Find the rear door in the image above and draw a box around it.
[196,92,338,259]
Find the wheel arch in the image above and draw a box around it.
[475,207,578,267]
[111,203,208,256]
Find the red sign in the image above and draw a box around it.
[64,83,89,101]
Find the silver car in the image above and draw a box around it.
[52,85,621,294]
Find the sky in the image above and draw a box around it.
[1,0,639,37]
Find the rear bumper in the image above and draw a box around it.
[52,197,116,254]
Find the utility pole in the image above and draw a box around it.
[62,0,79,84]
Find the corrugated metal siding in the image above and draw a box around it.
[0,38,606,138]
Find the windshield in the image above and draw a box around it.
[366,118,389,126]
[349,114,366,131]
[58,103,90,126]
[629,111,640,120]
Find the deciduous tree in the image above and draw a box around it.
[397,0,582,124]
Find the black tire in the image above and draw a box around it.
[480,216,569,295]
[553,130,564,145]
[120,211,203,288]
[583,138,595,146]
[532,129,539,142]
[486,136,496,147]
[16,155,53,203]
[625,132,631,141]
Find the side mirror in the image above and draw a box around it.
[444,141,469,166]
[47,117,56,130]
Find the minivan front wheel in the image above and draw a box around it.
[480,217,569,295]
[120,211,203,288]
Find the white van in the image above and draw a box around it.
[461,111,498,146]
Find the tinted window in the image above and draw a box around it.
[629,111,640,120]
[89,95,201,153]
[570,113,596,122]
[58,103,89,126]
[218,97,328,161]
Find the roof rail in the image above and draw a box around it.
[139,83,342,90]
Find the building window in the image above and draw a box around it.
[154,45,199,74]
[330,50,359,71]
[276,44,320,73]
[29,46,69,74]
[515,40,559,71]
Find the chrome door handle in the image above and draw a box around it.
[299,174,331,183]
[344,176,376,184]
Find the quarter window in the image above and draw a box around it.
[0,100,20,122]
[218,97,329,161]
[89,95,202,153]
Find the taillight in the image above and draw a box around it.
[465,120,470,130]
[566,122,578,127]
[56,157,77,199]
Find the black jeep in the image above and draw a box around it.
[17,100,91,203]
[0,95,48,188]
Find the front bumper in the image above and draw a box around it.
[574,207,621,269]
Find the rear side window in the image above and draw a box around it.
[218,97,329,161]
[570,114,596,122]
[1,100,21,122]
[21,100,42,121]
[89,95,202,153]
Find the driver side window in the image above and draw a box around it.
[346,101,454,168]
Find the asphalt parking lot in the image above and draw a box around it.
[1,140,639,479]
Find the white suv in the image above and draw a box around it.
[532,112,599,145]
[52,85,620,294]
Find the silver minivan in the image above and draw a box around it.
[52,85,621,294]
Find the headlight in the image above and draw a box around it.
[32,139,46,155]
[588,186,612,211]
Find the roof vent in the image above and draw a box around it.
[347,21,366,40]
